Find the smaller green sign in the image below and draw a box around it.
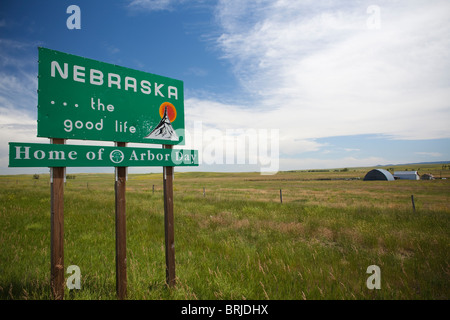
[9,142,198,167]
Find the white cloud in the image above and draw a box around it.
[280,156,387,171]
[185,97,327,158]
[213,0,450,142]
[344,148,360,152]
[128,0,175,11]
[0,108,44,174]
[185,67,208,77]
[103,42,120,55]
[127,0,208,12]
[415,152,443,158]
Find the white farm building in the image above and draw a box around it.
[394,171,420,180]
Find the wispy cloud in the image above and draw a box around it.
[0,38,37,114]
[128,0,174,11]
[185,67,208,77]
[127,0,208,12]
[213,0,450,143]
[103,42,120,55]
[415,152,443,158]
[280,156,387,171]
[0,38,40,172]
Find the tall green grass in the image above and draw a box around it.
[0,172,449,299]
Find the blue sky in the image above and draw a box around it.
[1,0,449,174]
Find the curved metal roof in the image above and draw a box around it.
[363,168,395,181]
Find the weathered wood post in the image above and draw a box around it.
[115,142,127,299]
[50,138,65,300]
[163,145,176,287]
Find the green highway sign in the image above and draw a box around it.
[37,47,185,145]
[9,142,198,167]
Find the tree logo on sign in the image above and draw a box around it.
[110,150,125,164]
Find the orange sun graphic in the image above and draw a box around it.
[159,102,177,122]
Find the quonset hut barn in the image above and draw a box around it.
[394,171,420,180]
[363,169,395,181]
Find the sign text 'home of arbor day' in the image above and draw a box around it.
[9,143,198,167]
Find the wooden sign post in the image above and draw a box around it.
[50,138,65,300]
[115,142,127,299]
[163,145,176,287]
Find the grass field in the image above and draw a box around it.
[0,164,449,300]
